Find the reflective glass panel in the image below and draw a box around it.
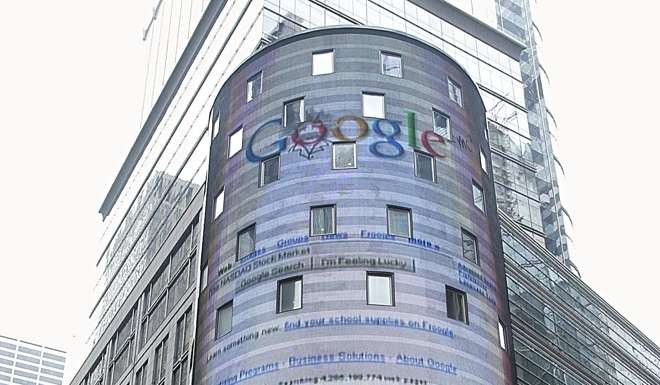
[246,71,262,102]
[387,206,411,238]
[446,287,468,323]
[432,109,450,139]
[284,98,305,128]
[260,155,279,186]
[237,225,256,259]
[228,128,243,158]
[367,273,393,306]
[278,277,302,312]
[381,52,402,77]
[414,152,435,182]
[215,301,232,338]
[332,142,356,169]
[362,93,385,118]
[312,50,334,75]
[461,229,479,264]
[310,205,335,236]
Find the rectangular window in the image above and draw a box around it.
[134,363,147,385]
[228,127,243,158]
[367,272,394,306]
[381,51,402,78]
[472,181,485,212]
[246,71,262,102]
[448,77,463,106]
[446,286,468,323]
[480,149,488,174]
[153,337,168,385]
[312,50,334,75]
[277,276,302,313]
[498,319,507,350]
[260,155,280,186]
[215,301,233,339]
[432,109,451,139]
[214,189,224,219]
[284,98,304,128]
[414,151,435,182]
[387,206,411,238]
[332,141,356,169]
[461,229,479,265]
[236,224,256,260]
[310,205,335,236]
[362,93,385,118]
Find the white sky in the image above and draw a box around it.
[0,1,658,383]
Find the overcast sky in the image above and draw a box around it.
[0,1,658,382]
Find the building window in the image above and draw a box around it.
[367,272,394,306]
[172,309,192,385]
[201,263,208,291]
[480,149,488,174]
[387,206,411,238]
[228,127,243,158]
[362,93,385,118]
[246,71,262,102]
[214,189,224,219]
[236,224,256,260]
[215,301,233,339]
[461,229,479,265]
[472,181,484,212]
[446,286,468,324]
[414,151,435,182]
[260,155,279,186]
[312,50,334,75]
[310,205,335,236]
[134,362,147,385]
[432,109,451,139]
[284,98,304,128]
[448,77,462,106]
[153,337,168,385]
[332,141,356,169]
[498,319,507,350]
[277,276,302,313]
[381,51,402,78]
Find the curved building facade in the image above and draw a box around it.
[197,27,514,385]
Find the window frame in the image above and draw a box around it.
[472,180,485,212]
[277,276,303,313]
[331,141,357,170]
[362,92,385,119]
[312,49,334,76]
[227,126,243,158]
[498,319,507,350]
[215,301,233,339]
[309,204,336,237]
[414,150,436,182]
[259,154,280,187]
[432,108,451,140]
[380,51,403,78]
[246,71,262,102]
[448,77,463,107]
[386,205,412,238]
[366,272,395,307]
[460,228,480,265]
[283,97,305,128]
[235,224,256,261]
[480,149,488,174]
[445,286,469,324]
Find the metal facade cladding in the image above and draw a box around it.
[196,27,514,385]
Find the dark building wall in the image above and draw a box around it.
[197,27,513,385]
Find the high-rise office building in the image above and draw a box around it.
[70,2,660,385]
[0,335,66,385]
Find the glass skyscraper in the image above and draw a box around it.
[70,2,660,385]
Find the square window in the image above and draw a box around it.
[387,206,411,238]
[332,142,356,169]
[215,301,233,338]
[236,224,256,260]
[362,93,385,119]
[284,98,305,128]
[381,52,402,78]
[480,149,488,174]
[461,229,479,264]
[214,189,224,219]
[277,276,302,313]
[472,181,485,212]
[228,127,243,158]
[246,71,262,102]
[367,272,394,306]
[446,286,468,323]
[310,205,335,236]
[260,155,279,186]
[448,77,463,106]
[414,151,435,182]
[312,50,334,75]
[498,319,507,350]
[432,109,451,139]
